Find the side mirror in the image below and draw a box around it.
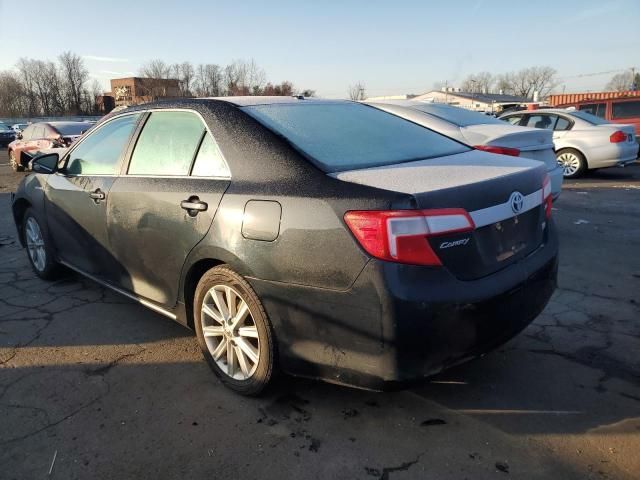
[16,132,23,140]
[31,153,59,174]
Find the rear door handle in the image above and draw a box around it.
[89,189,106,205]
[181,197,208,216]
[89,189,105,201]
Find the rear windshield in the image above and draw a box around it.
[243,103,469,172]
[410,103,504,127]
[54,123,91,135]
[568,110,609,125]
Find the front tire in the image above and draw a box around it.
[556,148,587,178]
[23,208,60,280]
[9,150,24,172]
[194,265,276,395]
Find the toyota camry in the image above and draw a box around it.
[11,97,558,395]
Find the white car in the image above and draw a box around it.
[366,100,563,199]
[499,109,638,178]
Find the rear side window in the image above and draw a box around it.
[191,133,230,177]
[555,117,571,131]
[243,103,469,172]
[612,100,640,119]
[66,114,140,175]
[579,103,607,118]
[128,111,205,176]
[33,126,46,139]
[525,114,557,130]
[21,126,34,140]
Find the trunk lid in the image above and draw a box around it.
[333,150,549,280]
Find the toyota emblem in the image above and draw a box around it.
[509,191,524,214]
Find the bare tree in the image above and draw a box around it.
[490,66,557,99]
[606,71,636,92]
[297,88,316,97]
[16,58,40,116]
[0,71,24,117]
[460,72,494,93]
[348,82,366,101]
[224,59,266,95]
[59,51,89,114]
[138,59,178,100]
[193,63,223,97]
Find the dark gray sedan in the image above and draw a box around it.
[11,97,557,395]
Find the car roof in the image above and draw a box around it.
[502,109,571,116]
[203,96,350,107]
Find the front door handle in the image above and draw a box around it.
[89,189,105,203]
[181,197,208,216]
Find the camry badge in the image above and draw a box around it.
[509,191,524,214]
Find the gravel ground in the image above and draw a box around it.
[0,164,639,479]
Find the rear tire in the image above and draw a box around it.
[22,208,60,280]
[194,265,276,395]
[9,150,24,172]
[556,148,586,178]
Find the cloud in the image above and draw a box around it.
[83,55,130,63]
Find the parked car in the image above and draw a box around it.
[8,121,91,171]
[11,98,557,395]
[0,123,15,147]
[366,100,563,199]
[499,109,638,178]
[558,97,640,136]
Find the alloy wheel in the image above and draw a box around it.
[200,285,260,380]
[557,152,581,177]
[25,217,46,272]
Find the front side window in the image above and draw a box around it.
[243,102,469,172]
[65,114,140,175]
[612,100,640,119]
[128,111,205,176]
[525,114,557,130]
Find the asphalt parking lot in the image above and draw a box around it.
[1,163,639,479]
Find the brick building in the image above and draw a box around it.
[105,77,181,108]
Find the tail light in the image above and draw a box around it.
[475,145,521,157]
[344,209,475,266]
[542,174,552,219]
[609,131,627,143]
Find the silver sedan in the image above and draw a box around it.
[499,109,638,178]
[366,100,563,198]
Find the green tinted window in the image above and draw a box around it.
[66,114,140,175]
[192,133,229,177]
[129,111,205,176]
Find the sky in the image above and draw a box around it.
[0,0,638,98]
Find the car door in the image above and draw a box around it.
[105,109,231,306]
[45,113,142,276]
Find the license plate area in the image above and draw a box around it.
[492,216,529,262]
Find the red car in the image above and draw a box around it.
[559,97,640,136]
[8,121,91,171]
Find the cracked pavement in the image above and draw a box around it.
[1,164,639,479]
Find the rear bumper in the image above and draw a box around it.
[587,142,639,169]
[248,222,558,390]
